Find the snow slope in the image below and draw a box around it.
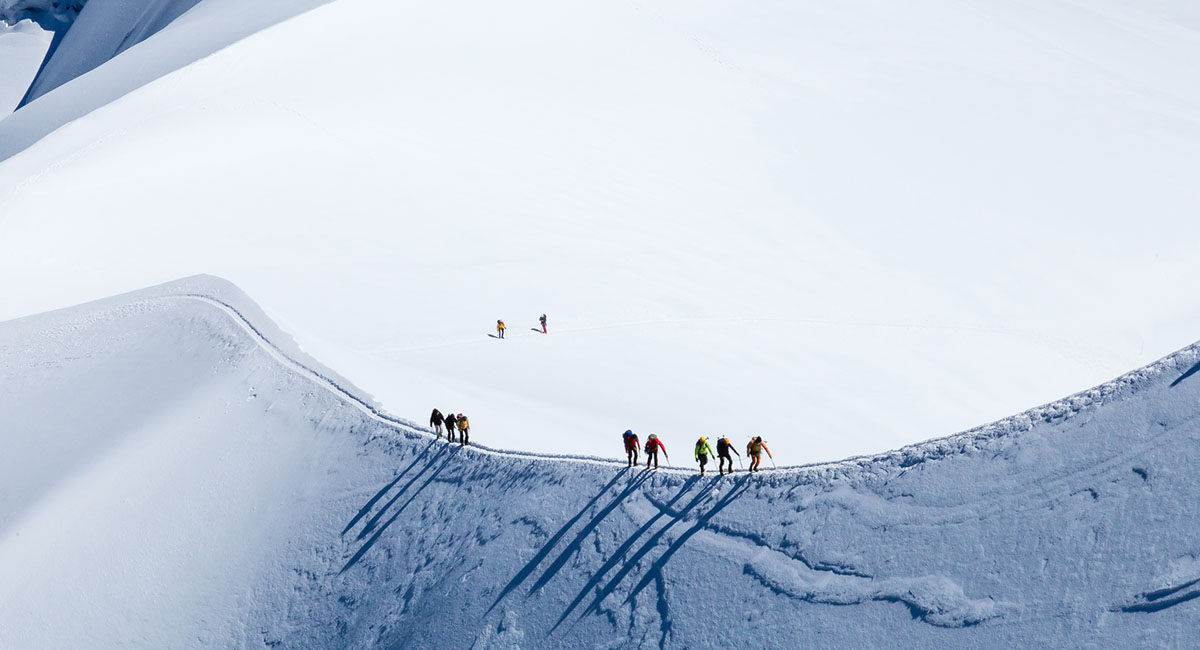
[2,0,1200,462]
[2,276,1198,648]
[0,19,49,114]
[0,0,329,151]
[18,0,207,106]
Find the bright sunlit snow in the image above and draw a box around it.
[3,0,1200,640]
[1,0,1199,465]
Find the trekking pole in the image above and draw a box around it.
[662,450,671,468]
[768,453,776,470]
[737,454,744,470]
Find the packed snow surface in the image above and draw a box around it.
[1,276,1198,648]
[2,0,1200,461]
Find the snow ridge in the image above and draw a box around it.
[4,275,1200,648]
[118,276,1200,481]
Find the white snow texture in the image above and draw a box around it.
[2,0,1200,463]
[2,0,1200,646]
[1,275,1197,648]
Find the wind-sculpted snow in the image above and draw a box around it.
[0,0,329,156]
[0,0,84,30]
[1,276,1198,648]
[16,0,204,106]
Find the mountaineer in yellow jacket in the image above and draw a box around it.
[695,437,715,476]
[457,414,471,446]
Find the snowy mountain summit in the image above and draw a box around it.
[1,276,1197,648]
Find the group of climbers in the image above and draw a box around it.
[429,408,470,446]
[494,314,548,339]
[425,413,774,476]
[697,434,771,474]
[621,430,771,475]
[621,430,671,469]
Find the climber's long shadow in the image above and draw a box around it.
[622,477,751,604]
[340,445,463,574]
[1171,360,1200,388]
[341,439,439,537]
[527,469,655,595]
[355,441,456,541]
[553,476,707,629]
[488,467,632,614]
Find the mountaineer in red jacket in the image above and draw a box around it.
[644,434,667,469]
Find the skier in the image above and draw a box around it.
[645,434,667,469]
[695,436,715,476]
[746,436,772,472]
[622,429,640,467]
[716,435,739,475]
[539,313,547,334]
[496,320,506,339]
[430,408,445,439]
[458,414,471,446]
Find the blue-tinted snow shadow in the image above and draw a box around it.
[553,476,718,629]
[341,439,439,537]
[1121,578,1200,613]
[488,467,636,613]
[1170,360,1200,388]
[526,470,656,595]
[621,477,751,607]
[340,444,463,574]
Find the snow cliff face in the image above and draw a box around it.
[17,0,204,106]
[0,0,328,118]
[2,276,1197,648]
[0,20,51,113]
[0,0,85,30]
[0,0,207,108]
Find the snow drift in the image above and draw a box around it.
[2,276,1197,648]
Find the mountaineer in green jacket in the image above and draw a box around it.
[695,437,715,476]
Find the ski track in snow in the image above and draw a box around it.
[366,315,1088,356]
[140,290,1200,486]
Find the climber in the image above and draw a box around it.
[539,313,548,333]
[695,436,715,476]
[496,320,506,339]
[458,414,471,446]
[430,408,445,439]
[716,436,739,475]
[623,429,640,467]
[746,436,772,472]
[645,434,667,469]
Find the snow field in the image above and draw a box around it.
[1,0,1200,462]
